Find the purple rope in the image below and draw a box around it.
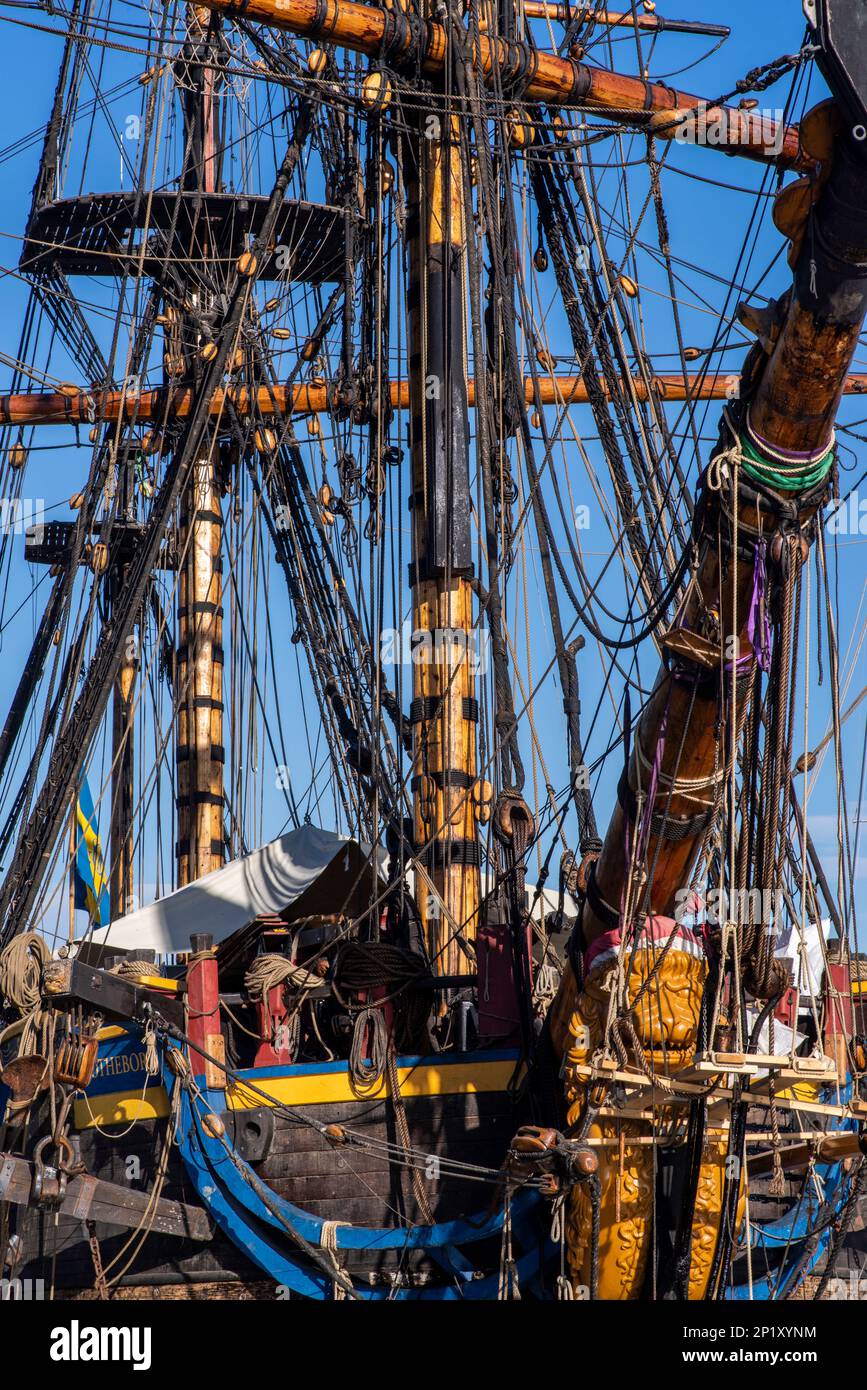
[747,418,833,466]
[745,539,771,673]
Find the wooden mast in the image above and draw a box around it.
[549,116,867,1056]
[108,448,137,919]
[550,105,867,1298]
[405,27,479,976]
[514,3,730,35]
[176,4,225,886]
[109,617,136,918]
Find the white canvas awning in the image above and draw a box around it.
[80,824,375,957]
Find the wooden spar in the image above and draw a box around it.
[554,109,867,1300]
[190,0,804,169]
[0,1149,213,1240]
[176,445,225,886]
[109,611,136,919]
[109,452,136,919]
[68,796,75,940]
[10,372,867,426]
[406,44,479,977]
[514,4,730,38]
[548,124,867,1058]
[176,4,225,887]
[747,1129,864,1179]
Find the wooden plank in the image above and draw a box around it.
[12,1210,255,1287]
[708,1090,850,1119]
[258,1137,504,1179]
[204,1032,227,1091]
[258,1102,515,1157]
[748,1131,862,1179]
[43,957,185,1030]
[251,1189,454,1229]
[0,1152,212,1241]
[566,1058,725,1101]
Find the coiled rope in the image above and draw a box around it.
[348,1006,388,1096]
[0,931,51,1055]
[244,952,323,1051]
[109,957,163,980]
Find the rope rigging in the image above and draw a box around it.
[0,0,864,1309]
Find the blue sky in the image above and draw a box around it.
[0,0,862,937]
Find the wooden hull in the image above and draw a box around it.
[13,1035,531,1294]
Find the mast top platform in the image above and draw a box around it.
[22,191,347,283]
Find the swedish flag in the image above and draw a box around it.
[73,777,109,928]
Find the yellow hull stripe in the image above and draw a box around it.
[74,1087,171,1128]
[74,1057,521,1130]
[226,1058,519,1110]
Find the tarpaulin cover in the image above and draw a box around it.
[82,824,368,956]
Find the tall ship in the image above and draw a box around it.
[1,0,867,1302]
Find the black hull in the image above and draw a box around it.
[13,1085,526,1294]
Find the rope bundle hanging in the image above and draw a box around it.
[331,941,432,1054]
[244,952,323,1049]
[741,533,804,1001]
[331,940,426,1000]
[348,1006,388,1096]
[0,931,51,1056]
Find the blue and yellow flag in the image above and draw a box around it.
[73,777,109,928]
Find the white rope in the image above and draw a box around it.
[244,953,321,1001]
[634,737,725,795]
[497,1190,521,1300]
[319,1219,349,1301]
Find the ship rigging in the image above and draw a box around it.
[0,0,865,1303]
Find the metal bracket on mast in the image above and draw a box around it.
[810,1,867,130]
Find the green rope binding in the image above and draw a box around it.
[738,431,835,493]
